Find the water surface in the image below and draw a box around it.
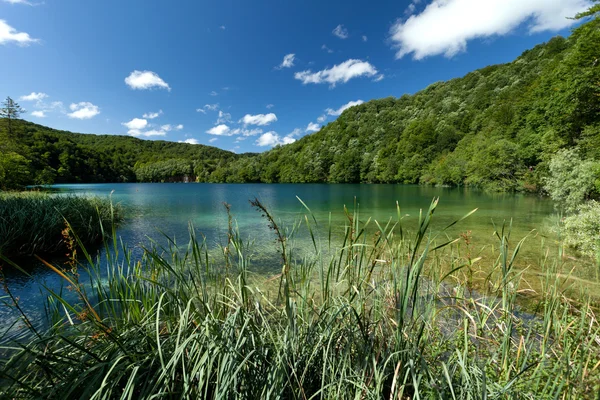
[2,183,589,337]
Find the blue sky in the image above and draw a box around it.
[0,0,591,153]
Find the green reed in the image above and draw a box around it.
[0,191,122,257]
[0,197,598,399]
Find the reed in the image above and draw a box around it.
[0,192,122,257]
[0,198,597,399]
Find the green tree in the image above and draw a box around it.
[544,148,598,212]
[0,97,25,137]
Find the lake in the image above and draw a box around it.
[1,183,596,337]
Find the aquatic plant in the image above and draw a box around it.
[0,192,122,257]
[0,199,598,398]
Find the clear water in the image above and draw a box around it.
[0,183,564,336]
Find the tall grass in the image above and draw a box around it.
[0,198,598,399]
[0,192,122,257]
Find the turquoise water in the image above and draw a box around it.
[1,183,557,336]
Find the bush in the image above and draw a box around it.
[563,200,600,259]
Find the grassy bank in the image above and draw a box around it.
[0,199,598,398]
[0,192,122,257]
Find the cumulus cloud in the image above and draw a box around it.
[241,113,277,126]
[68,102,100,119]
[206,124,233,136]
[122,118,148,131]
[326,100,365,116]
[305,122,320,133]
[31,110,45,118]
[0,20,37,45]
[295,59,378,87]
[143,110,163,119]
[278,53,295,69]
[317,115,327,123]
[19,92,47,102]
[332,24,349,39]
[390,0,590,60]
[125,70,171,91]
[180,138,199,144]
[255,131,296,147]
[175,124,184,130]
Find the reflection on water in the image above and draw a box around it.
[1,183,558,337]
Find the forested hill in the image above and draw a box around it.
[216,17,599,191]
[0,121,241,187]
[1,17,599,191]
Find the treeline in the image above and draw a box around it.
[0,120,242,188]
[1,17,599,191]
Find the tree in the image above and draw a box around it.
[0,96,25,137]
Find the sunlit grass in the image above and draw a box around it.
[0,198,598,398]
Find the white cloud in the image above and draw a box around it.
[3,0,32,4]
[241,113,277,126]
[175,124,184,130]
[321,44,334,53]
[210,91,218,96]
[206,124,233,136]
[31,110,45,118]
[68,102,100,119]
[306,122,320,133]
[362,35,368,42]
[19,92,47,102]
[289,128,303,137]
[0,20,37,45]
[180,138,199,144]
[196,109,206,114]
[278,53,295,69]
[326,100,365,116]
[266,104,274,109]
[205,103,219,111]
[139,129,166,137]
[220,25,226,30]
[255,131,296,147]
[217,110,232,124]
[122,118,148,131]
[317,115,327,123]
[332,24,349,39]
[390,0,590,60]
[230,127,263,136]
[294,59,378,87]
[209,138,218,143]
[143,110,163,119]
[373,74,385,82]
[125,70,170,91]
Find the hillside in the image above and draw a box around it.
[1,17,598,191]
[0,121,241,187]
[213,17,600,191]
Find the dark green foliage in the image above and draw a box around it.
[0,119,239,187]
[0,192,122,257]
